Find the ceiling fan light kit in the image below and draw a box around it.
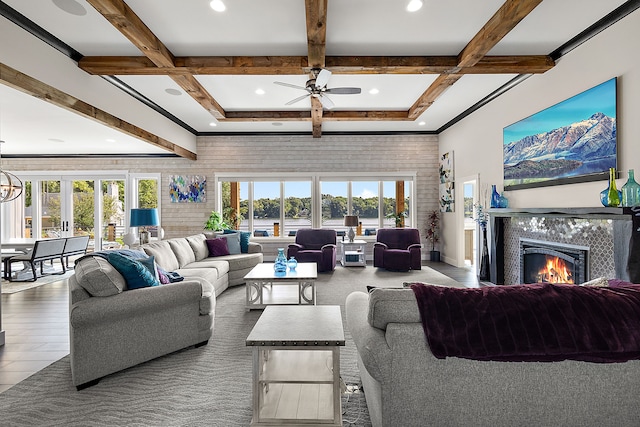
[274,68,361,109]
[407,0,423,12]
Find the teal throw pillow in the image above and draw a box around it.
[137,255,159,281]
[239,231,251,253]
[108,252,159,290]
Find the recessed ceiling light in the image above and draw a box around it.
[418,121,426,126]
[52,0,87,16]
[255,88,265,95]
[406,0,423,12]
[369,88,379,95]
[210,0,226,12]
[48,138,65,143]
[106,138,116,143]
[165,88,182,96]
[272,122,283,127]
[209,122,218,127]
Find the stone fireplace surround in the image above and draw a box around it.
[488,207,640,285]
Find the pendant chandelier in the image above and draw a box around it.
[0,140,24,203]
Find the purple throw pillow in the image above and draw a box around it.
[206,238,230,257]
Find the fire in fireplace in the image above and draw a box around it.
[533,256,573,284]
[520,239,588,285]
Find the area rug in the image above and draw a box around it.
[0,265,463,426]
[1,271,74,294]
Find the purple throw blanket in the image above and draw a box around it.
[410,282,640,363]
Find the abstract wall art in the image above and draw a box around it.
[439,151,454,183]
[439,182,455,213]
[169,175,206,203]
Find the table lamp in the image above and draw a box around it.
[130,208,159,245]
[344,215,359,243]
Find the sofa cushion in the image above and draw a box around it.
[207,238,230,257]
[212,253,263,272]
[186,234,208,261]
[108,252,159,290]
[182,259,230,277]
[142,241,180,271]
[218,232,241,254]
[74,256,127,297]
[168,238,196,267]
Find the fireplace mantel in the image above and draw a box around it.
[488,207,629,219]
[488,207,640,284]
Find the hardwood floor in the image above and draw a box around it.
[0,261,482,393]
[0,278,69,393]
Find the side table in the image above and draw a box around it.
[339,239,367,267]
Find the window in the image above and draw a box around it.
[284,181,311,236]
[216,173,416,236]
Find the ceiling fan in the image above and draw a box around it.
[274,68,361,109]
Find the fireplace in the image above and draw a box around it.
[519,238,589,284]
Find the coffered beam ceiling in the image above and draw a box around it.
[81,0,552,138]
[0,62,198,160]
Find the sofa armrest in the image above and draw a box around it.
[247,242,263,254]
[320,243,336,251]
[288,243,303,257]
[374,242,388,249]
[70,281,205,328]
[407,243,423,250]
[346,291,392,384]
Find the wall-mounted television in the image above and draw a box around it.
[503,77,617,191]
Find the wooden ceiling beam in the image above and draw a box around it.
[86,0,225,119]
[458,0,543,69]
[222,110,410,122]
[408,74,463,120]
[408,0,543,120]
[79,55,553,75]
[0,62,196,160]
[305,0,328,137]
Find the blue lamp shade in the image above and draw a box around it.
[130,208,159,227]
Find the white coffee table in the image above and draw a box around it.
[246,305,345,426]
[244,262,318,310]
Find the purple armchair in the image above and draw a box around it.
[374,228,422,271]
[287,228,337,272]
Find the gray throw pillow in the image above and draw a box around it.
[219,232,241,255]
[74,256,127,297]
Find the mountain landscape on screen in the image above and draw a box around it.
[503,112,616,186]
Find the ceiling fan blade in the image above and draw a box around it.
[320,94,335,109]
[315,69,332,88]
[285,93,311,105]
[325,87,362,95]
[274,81,308,91]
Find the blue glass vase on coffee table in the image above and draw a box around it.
[274,248,287,274]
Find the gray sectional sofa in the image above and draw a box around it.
[69,233,263,389]
[345,288,640,427]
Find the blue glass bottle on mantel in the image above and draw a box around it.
[490,185,501,208]
[621,169,640,207]
[498,192,509,208]
[274,248,287,273]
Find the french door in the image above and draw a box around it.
[13,173,127,252]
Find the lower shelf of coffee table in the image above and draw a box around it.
[257,383,335,422]
[252,349,341,426]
